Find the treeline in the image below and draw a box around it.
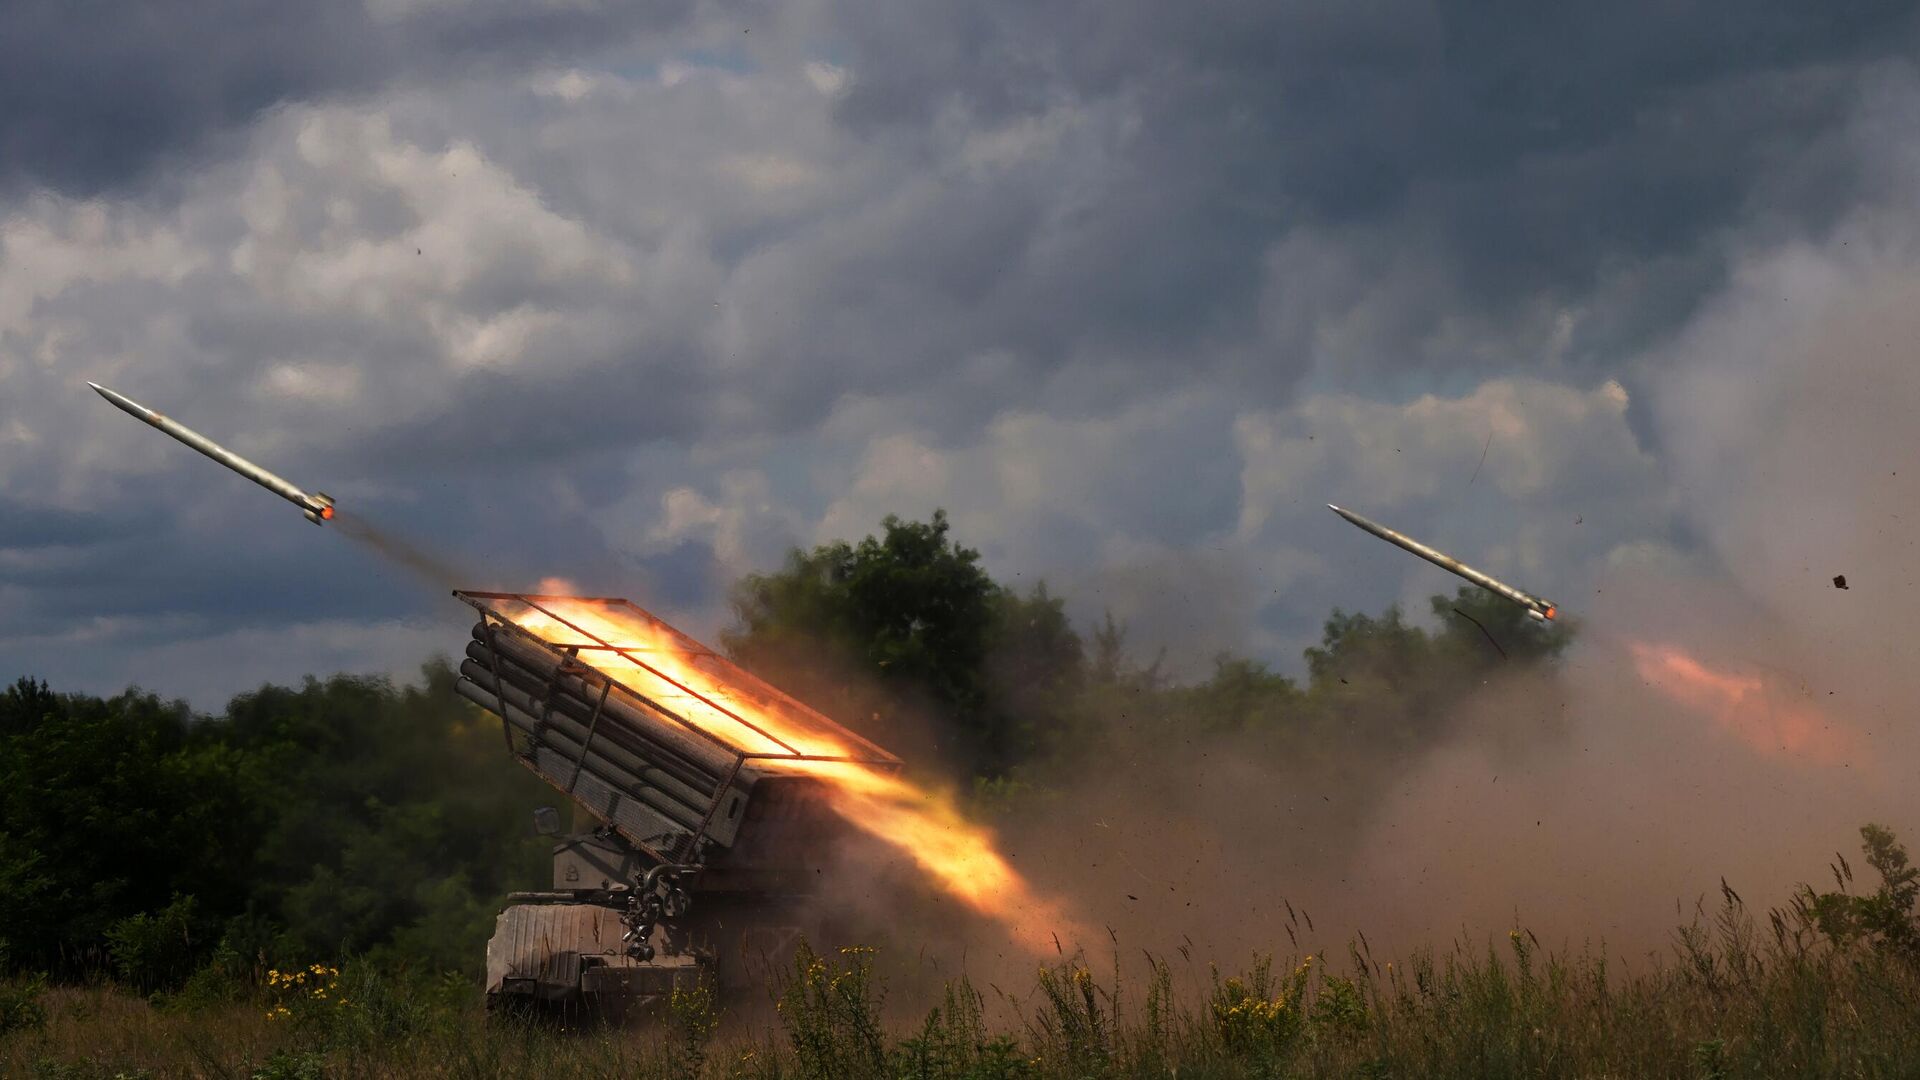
[726,510,1573,798]
[0,511,1570,986]
[0,666,555,986]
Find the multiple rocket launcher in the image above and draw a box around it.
[450,589,900,877]
[84,381,1562,623]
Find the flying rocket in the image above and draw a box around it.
[88,382,336,525]
[1328,503,1556,621]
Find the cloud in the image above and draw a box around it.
[0,0,703,196]
[1643,93,1920,652]
[4,614,458,710]
[4,4,1919,710]
[647,374,1663,679]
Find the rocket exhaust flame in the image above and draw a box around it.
[480,584,1083,953]
[1627,640,1860,767]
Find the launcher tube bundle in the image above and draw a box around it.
[452,590,900,870]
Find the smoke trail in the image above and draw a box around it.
[332,510,475,592]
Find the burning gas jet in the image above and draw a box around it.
[88,382,336,525]
[1328,503,1557,622]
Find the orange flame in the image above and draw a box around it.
[504,583,1082,953]
[1627,640,1856,766]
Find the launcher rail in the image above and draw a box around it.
[452,590,898,868]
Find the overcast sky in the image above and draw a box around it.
[6,1,1920,708]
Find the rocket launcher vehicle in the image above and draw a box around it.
[452,590,904,993]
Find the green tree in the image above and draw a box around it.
[1428,585,1574,667]
[725,511,1083,778]
[1184,656,1301,735]
[1800,824,1920,959]
[0,683,261,975]
[221,662,554,967]
[983,582,1087,768]
[0,664,555,979]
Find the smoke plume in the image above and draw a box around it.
[822,83,1920,984]
[333,510,477,594]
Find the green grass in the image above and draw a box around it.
[9,887,1920,1079]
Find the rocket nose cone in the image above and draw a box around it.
[87,383,150,420]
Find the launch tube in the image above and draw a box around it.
[458,658,721,817]
[475,622,747,773]
[453,677,727,842]
[461,639,728,795]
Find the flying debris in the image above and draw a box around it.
[87,382,336,525]
[1328,503,1557,622]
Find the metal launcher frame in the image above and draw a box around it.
[455,589,902,965]
[453,590,900,870]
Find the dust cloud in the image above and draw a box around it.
[827,219,1920,993]
[350,174,1920,992]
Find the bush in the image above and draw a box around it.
[777,943,888,1080]
[891,977,1032,1080]
[1209,954,1309,1061]
[1798,823,1920,959]
[668,973,720,1075]
[104,895,201,994]
[0,970,49,1039]
[158,920,268,1013]
[1034,959,1113,1072]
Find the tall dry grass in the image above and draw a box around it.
[8,882,1920,1079]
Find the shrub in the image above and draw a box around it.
[892,977,1032,1080]
[1034,959,1113,1072]
[777,943,887,1080]
[263,963,342,1026]
[1209,954,1309,1061]
[668,973,720,1075]
[1799,823,1920,960]
[1310,972,1369,1038]
[262,963,438,1048]
[104,895,201,994]
[0,970,49,1039]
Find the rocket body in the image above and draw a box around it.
[1328,504,1556,621]
[88,382,336,525]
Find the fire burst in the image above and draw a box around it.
[1627,640,1857,766]
[501,584,1081,952]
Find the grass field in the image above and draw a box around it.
[7,885,1920,1080]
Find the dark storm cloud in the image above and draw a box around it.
[813,0,1920,375]
[0,0,701,196]
[343,356,714,473]
[379,0,1920,457]
[0,497,133,548]
[9,0,1920,706]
